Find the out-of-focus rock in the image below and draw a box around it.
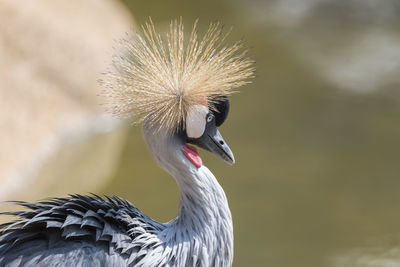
[0,0,134,200]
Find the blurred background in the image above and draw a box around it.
[1,0,400,266]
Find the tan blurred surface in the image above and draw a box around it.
[0,0,133,200]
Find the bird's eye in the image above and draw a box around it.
[207,114,214,123]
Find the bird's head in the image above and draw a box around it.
[183,96,234,167]
[101,19,254,168]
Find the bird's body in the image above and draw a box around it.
[0,123,233,266]
[0,19,253,266]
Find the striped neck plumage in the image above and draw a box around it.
[142,122,234,266]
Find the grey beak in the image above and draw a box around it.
[187,123,235,165]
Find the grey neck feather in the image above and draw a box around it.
[142,122,233,267]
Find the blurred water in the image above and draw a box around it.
[100,1,400,266]
[238,0,400,94]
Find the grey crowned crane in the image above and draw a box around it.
[0,19,254,267]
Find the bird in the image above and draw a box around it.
[0,19,254,267]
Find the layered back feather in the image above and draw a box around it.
[101,18,254,132]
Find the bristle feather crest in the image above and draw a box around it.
[101,18,254,133]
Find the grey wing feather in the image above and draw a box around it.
[0,194,166,266]
[2,237,127,267]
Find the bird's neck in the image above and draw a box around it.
[142,123,233,265]
[172,165,233,266]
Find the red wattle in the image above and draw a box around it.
[182,144,202,168]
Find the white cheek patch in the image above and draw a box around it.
[186,105,209,138]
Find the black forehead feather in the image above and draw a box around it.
[212,96,230,127]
